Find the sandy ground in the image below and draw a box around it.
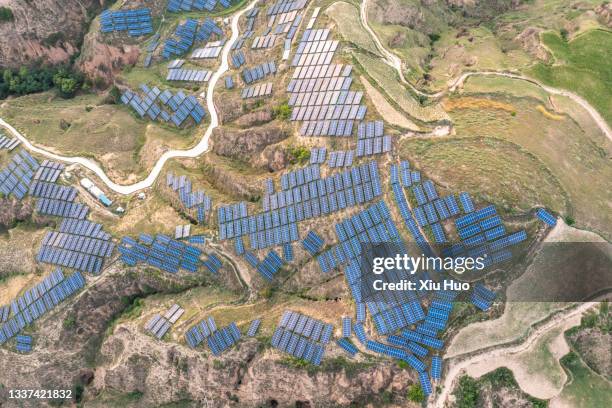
[464,314,578,400]
[360,76,421,131]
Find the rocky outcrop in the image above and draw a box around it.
[235,109,274,128]
[595,2,612,27]
[0,0,108,68]
[210,125,289,168]
[515,27,551,62]
[77,27,141,86]
[89,323,418,407]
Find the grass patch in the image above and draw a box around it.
[557,351,612,407]
[398,136,568,215]
[528,30,612,124]
[447,95,611,240]
[325,1,381,56]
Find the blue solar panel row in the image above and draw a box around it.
[121,85,206,127]
[100,8,153,37]
[166,172,213,215]
[302,230,324,255]
[162,18,198,59]
[231,50,246,68]
[242,61,277,84]
[203,253,223,274]
[185,316,217,348]
[254,250,283,281]
[196,17,223,42]
[283,243,294,262]
[336,338,358,357]
[430,356,442,380]
[272,310,331,365]
[536,208,557,226]
[459,192,475,213]
[247,319,261,337]
[0,150,39,199]
[0,270,85,345]
[341,316,351,338]
[168,0,231,12]
[16,334,32,353]
[119,233,204,274]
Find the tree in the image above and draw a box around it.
[53,68,81,98]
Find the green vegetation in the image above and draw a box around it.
[63,315,76,330]
[287,146,310,165]
[0,65,83,99]
[529,30,612,124]
[558,352,612,407]
[454,369,549,408]
[0,6,13,22]
[407,384,425,403]
[454,376,480,408]
[272,101,291,120]
[325,1,381,56]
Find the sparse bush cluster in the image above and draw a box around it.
[287,146,310,164]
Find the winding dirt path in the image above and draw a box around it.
[433,301,600,407]
[0,0,259,195]
[359,0,611,141]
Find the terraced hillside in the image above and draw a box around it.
[0,0,610,407]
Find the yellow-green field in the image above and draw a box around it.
[325,1,381,56]
[444,93,611,240]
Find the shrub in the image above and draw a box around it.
[407,384,425,403]
[272,101,292,120]
[0,7,14,23]
[454,376,479,408]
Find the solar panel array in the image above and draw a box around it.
[255,250,283,281]
[231,50,246,68]
[225,76,234,89]
[100,8,153,37]
[442,204,527,267]
[167,0,231,12]
[251,34,278,49]
[309,147,326,164]
[37,226,114,274]
[162,18,198,59]
[0,269,85,345]
[167,68,212,82]
[184,315,241,355]
[241,82,273,99]
[341,316,351,338]
[302,231,324,255]
[247,319,261,336]
[166,172,213,223]
[471,283,496,311]
[336,338,358,357]
[118,234,205,274]
[120,84,206,127]
[191,40,225,59]
[15,334,32,353]
[196,18,224,42]
[33,160,64,183]
[287,31,366,137]
[430,356,442,380]
[356,121,392,156]
[175,224,191,239]
[327,150,354,168]
[271,310,332,366]
[264,0,306,42]
[0,149,38,199]
[241,61,277,84]
[144,304,185,339]
[0,131,20,151]
[536,208,557,226]
[223,161,382,251]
